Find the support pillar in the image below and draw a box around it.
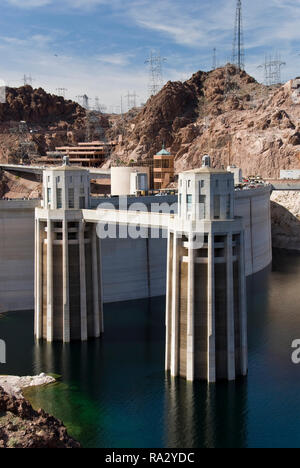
[226,233,236,381]
[46,218,53,343]
[92,224,101,338]
[207,230,216,383]
[165,230,172,371]
[62,218,70,343]
[186,232,195,381]
[35,219,43,339]
[170,232,180,377]
[239,231,248,376]
[79,220,88,341]
[98,236,104,334]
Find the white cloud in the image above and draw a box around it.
[2,0,300,105]
[0,35,149,109]
[96,53,134,67]
[5,0,112,8]
[5,0,52,7]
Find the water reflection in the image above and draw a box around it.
[164,376,247,448]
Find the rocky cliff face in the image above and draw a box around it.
[0,386,80,448]
[1,86,85,125]
[271,191,300,251]
[109,65,300,179]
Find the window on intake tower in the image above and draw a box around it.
[68,188,74,209]
[199,195,206,219]
[57,188,62,209]
[187,194,192,212]
[47,188,51,205]
[214,195,220,219]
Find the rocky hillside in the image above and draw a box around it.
[0,386,80,448]
[0,86,110,164]
[1,86,85,125]
[109,65,300,179]
[0,171,42,199]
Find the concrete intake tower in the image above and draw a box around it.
[165,161,247,382]
[33,154,250,383]
[34,157,103,342]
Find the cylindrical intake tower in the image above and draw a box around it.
[165,164,247,382]
[35,158,103,342]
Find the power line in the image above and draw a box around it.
[145,50,167,97]
[232,0,245,70]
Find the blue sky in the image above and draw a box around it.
[0,0,299,110]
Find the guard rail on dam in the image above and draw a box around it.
[0,187,272,311]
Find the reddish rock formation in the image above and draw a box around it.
[0,387,80,448]
[0,86,111,165]
[108,65,300,179]
[0,86,84,125]
[0,66,299,192]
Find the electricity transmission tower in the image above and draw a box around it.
[10,121,36,163]
[232,0,245,70]
[124,91,138,111]
[145,50,167,97]
[23,74,34,86]
[212,48,217,70]
[77,94,90,110]
[94,97,101,112]
[85,111,100,142]
[258,53,286,86]
[94,97,107,113]
[56,88,68,98]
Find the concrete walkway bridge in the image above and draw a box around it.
[0,164,111,180]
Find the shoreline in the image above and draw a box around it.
[0,375,81,448]
[0,373,56,399]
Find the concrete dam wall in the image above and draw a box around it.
[0,200,40,313]
[101,187,272,303]
[0,187,272,311]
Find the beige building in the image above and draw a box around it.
[39,141,116,167]
[153,146,174,190]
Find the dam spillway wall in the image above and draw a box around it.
[0,187,272,311]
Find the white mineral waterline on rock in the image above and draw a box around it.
[0,373,56,399]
